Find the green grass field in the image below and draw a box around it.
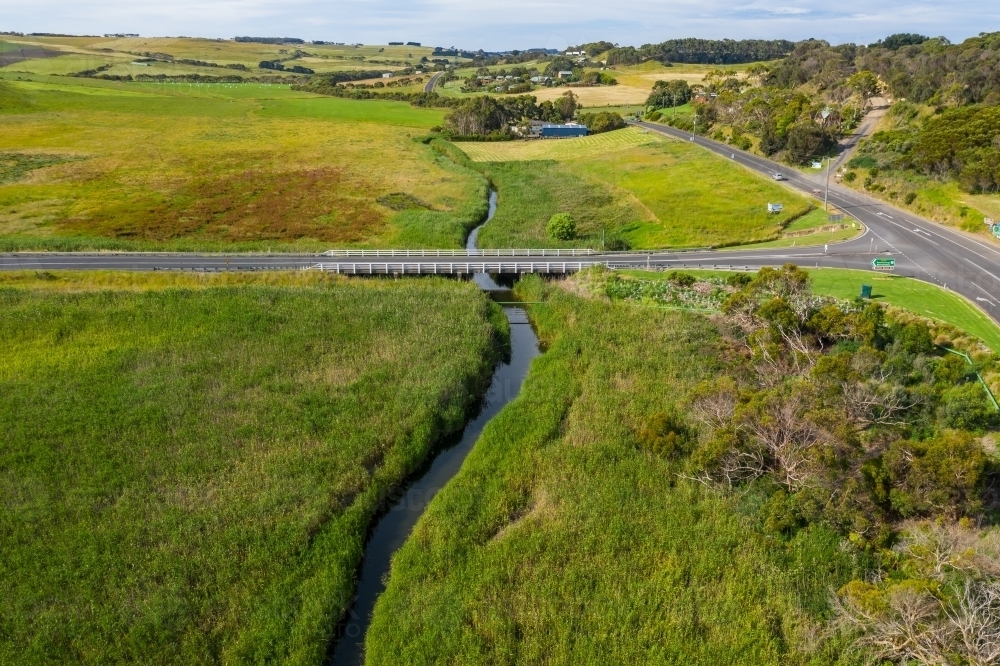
[366,275,862,664]
[458,128,813,249]
[0,73,489,250]
[0,271,503,665]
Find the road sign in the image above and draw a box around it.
[828,213,845,222]
[871,258,895,271]
[860,284,872,299]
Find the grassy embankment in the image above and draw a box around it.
[366,275,865,664]
[457,127,817,249]
[0,68,488,251]
[0,271,504,664]
[615,266,1000,354]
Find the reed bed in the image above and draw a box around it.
[0,273,504,665]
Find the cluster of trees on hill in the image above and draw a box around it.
[763,33,1000,105]
[567,41,616,57]
[603,38,795,66]
[646,79,692,108]
[234,36,303,44]
[636,32,1000,169]
[850,102,1000,193]
[444,91,580,138]
[258,61,314,74]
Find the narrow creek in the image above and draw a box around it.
[329,189,538,665]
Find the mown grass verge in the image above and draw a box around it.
[0,271,505,665]
[366,275,865,664]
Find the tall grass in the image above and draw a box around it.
[0,273,504,665]
[366,275,865,665]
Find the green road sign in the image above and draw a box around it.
[871,258,896,269]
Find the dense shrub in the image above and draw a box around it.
[546,213,576,240]
[577,111,626,134]
[646,79,691,108]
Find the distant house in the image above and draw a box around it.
[538,122,589,139]
[382,72,393,78]
[529,75,551,83]
[557,70,573,79]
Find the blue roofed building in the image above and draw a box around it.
[538,122,589,138]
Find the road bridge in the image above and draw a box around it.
[5,122,1000,325]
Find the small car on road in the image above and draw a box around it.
[771,173,787,181]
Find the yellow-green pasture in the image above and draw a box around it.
[0,76,487,250]
[460,127,813,249]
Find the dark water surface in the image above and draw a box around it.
[329,305,539,665]
[329,188,538,665]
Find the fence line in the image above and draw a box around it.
[310,261,603,275]
[322,249,597,258]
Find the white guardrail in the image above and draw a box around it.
[310,261,603,275]
[322,248,597,258]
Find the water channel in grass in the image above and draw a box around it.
[329,188,538,665]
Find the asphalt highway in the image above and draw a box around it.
[4,121,1000,326]
[423,71,443,93]
[636,122,1000,323]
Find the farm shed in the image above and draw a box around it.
[539,123,589,138]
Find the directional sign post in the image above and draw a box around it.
[871,257,896,272]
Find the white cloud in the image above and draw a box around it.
[1,0,997,50]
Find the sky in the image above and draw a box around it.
[2,0,998,51]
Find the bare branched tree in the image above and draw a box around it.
[834,586,950,666]
[943,579,1000,666]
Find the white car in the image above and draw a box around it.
[771,173,787,181]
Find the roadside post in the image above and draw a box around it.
[821,107,832,211]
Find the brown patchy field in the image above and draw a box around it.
[0,76,486,250]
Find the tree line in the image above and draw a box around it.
[603,38,795,66]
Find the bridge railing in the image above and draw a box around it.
[322,249,597,258]
[310,261,603,275]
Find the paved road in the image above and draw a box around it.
[423,71,443,93]
[5,120,1000,325]
[634,121,1000,323]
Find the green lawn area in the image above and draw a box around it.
[455,128,813,250]
[808,269,1000,352]
[0,75,485,251]
[366,275,862,664]
[616,267,1000,353]
[0,272,503,665]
